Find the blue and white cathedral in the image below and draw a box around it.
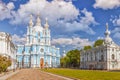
[16,15,60,68]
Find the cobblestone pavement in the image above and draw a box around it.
[7,69,72,80]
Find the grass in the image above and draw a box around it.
[43,68,120,80]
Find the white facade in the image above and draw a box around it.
[80,23,120,70]
[0,32,16,69]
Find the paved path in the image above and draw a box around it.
[7,69,73,80]
[0,70,20,80]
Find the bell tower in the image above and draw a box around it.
[104,23,113,44]
[44,18,51,45]
[27,15,34,44]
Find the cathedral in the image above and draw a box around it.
[80,23,120,70]
[16,15,60,68]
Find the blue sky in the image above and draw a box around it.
[0,0,120,53]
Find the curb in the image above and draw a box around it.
[0,70,20,80]
[40,70,75,80]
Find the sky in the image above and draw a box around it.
[0,0,120,54]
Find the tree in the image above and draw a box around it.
[0,55,11,73]
[60,56,70,68]
[93,39,104,47]
[60,57,65,67]
[60,49,80,68]
[84,45,92,50]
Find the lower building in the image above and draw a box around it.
[80,23,120,70]
[0,32,16,69]
[17,45,60,68]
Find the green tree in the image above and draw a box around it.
[60,56,70,68]
[0,55,12,73]
[83,45,92,50]
[60,57,65,67]
[93,39,104,47]
[60,49,80,68]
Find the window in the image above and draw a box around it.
[38,32,40,36]
[32,38,33,43]
[112,64,114,68]
[101,55,104,61]
[82,58,84,61]
[45,32,47,35]
[95,54,97,61]
[112,54,115,60]
[112,48,114,52]
[38,39,40,43]
[45,39,47,44]
[101,50,103,53]
[87,53,88,61]
[91,53,92,61]
[22,50,24,54]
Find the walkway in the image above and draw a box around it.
[0,70,20,80]
[7,69,73,80]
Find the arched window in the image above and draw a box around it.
[95,54,97,61]
[112,48,114,52]
[101,55,104,61]
[38,32,40,36]
[112,54,115,60]
[91,53,92,61]
[38,39,40,43]
[45,32,47,35]
[101,50,103,53]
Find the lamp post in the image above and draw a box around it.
[22,50,24,68]
[29,50,31,68]
[13,59,15,72]
[62,45,65,57]
[35,50,37,68]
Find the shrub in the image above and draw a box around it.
[0,55,12,73]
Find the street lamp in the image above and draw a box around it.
[22,50,25,68]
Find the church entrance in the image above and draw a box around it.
[89,65,94,70]
[40,58,44,69]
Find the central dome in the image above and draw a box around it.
[33,15,43,32]
[34,25,43,32]
[104,37,112,43]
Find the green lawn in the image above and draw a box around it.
[43,68,120,80]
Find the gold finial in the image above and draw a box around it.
[30,14,32,19]
[44,18,49,29]
[36,14,41,26]
[46,18,48,22]
[29,14,33,27]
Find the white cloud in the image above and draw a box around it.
[12,33,93,49]
[97,36,104,40]
[0,0,97,35]
[0,2,14,20]
[111,15,120,39]
[113,32,120,39]
[93,0,120,10]
[112,27,120,39]
[12,34,26,44]
[10,0,79,24]
[112,27,120,33]
[51,37,93,48]
[112,16,120,26]
[61,8,97,34]
[9,0,97,35]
